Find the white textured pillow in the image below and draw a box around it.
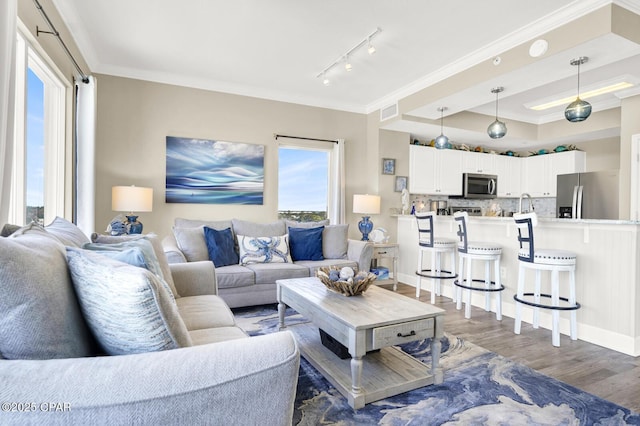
[237,234,291,265]
[65,248,192,355]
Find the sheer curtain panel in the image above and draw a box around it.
[75,76,96,236]
[330,138,346,224]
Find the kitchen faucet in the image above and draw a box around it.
[518,193,534,213]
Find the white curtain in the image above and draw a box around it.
[330,138,346,224]
[75,76,96,236]
[0,0,17,226]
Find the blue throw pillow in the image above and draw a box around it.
[288,226,324,261]
[204,226,239,267]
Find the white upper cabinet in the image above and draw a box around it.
[409,145,462,195]
[494,155,522,197]
[461,151,497,174]
[521,151,586,197]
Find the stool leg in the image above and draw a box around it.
[465,258,472,319]
[456,255,464,311]
[533,270,541,329]
[569,267,577,340]
[449,249,457,303]
[484,260,491,312]
[430,250,437,304]
[435,251,442,296]
[514,262,524,335]
[416,249,422,298]
[552,269,560,347]
[494,257,502,321]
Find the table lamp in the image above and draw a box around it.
[112,185,153,234]
[353,194,381,241]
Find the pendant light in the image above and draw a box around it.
[434,107,449,149]
[487,87,507,139]
[565,56,592,122]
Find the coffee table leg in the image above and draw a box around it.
[350,356,363,394]
[431,316,444,384]
[278,302,286,330]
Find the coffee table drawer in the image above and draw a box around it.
[371,318,434,349]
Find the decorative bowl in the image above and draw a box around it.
[316,266,377,296]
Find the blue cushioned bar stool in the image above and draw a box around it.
[415,212,457,303]
[453,211,504,320]
[513,212,579,347]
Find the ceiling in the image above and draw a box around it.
[50,0,640,150]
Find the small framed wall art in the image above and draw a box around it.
[394,176,408,192]
[382,158,396,175]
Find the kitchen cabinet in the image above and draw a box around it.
[461,151,497,174]
[494,155,522,197]
[409,145,462,195]
[521,151,586,197]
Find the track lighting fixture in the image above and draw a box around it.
[565,56,592,122]
[316,27,382,85]
[487,87,507,139]
[434,107,449,149]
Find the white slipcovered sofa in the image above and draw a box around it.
[162,218,374,308]
[0,218,299,425]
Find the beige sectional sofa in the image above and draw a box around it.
[163,218,374,308]
[0,218,299,425]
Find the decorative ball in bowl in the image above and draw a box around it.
[316,266,377,296]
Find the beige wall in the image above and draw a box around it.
[94,75,371,239]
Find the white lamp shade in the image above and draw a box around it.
[353,194,381,215]
[112,186,153,212]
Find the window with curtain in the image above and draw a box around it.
[10,29,66,225]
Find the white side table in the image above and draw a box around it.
[371,243,399,291]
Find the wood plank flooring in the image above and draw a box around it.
[381,282,640,413]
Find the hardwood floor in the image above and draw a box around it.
[381,282,640,413]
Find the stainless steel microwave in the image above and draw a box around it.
[462,173,497,199]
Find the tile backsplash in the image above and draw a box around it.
[408,194,556,217]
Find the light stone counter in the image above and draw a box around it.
[396,214,640,356]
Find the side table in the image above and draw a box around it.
[371,243,399,291]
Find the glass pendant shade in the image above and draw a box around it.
[488,87,507,139]
[564,97,592,122]
[435,107,449,149]
[487,119,507,139]
[565,57,591,122]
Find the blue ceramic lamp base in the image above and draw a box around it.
[358,216,373,241]
[126,215,143,234]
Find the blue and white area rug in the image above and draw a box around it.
[234,305,640,425]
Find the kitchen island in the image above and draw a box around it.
[396,215,640,356]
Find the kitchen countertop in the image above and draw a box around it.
[392,214,640,225]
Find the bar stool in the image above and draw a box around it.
[415,212,457,303]
[453,211,504,320]
[513,212,579,347]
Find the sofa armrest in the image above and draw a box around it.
[0,332,299,426]
[170,261,218,296]
[347,239,374,273]
[161,234,188,264]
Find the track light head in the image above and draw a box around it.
[345,56,352,71]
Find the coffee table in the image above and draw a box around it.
[277,277,445,409]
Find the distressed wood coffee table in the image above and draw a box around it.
[277,277,445,409]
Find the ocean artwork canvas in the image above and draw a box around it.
[166,136,264,204]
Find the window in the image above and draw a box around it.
[10,28,67,225]
[278,145,330,222]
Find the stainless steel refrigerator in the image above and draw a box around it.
[556,170,620,219]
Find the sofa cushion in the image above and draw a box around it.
[238,235,292,265]
[175,218,233,230]
[288,226,324,261]
[0,224,94,359]
[91,233,180,298]
[215,264,256,289]
[323,224,349,259]
[84,238,166,283]
[173,226,208,262]
[284,219,330,229]
[66,248,192,355]
[295,258,358,276]
[245,262,310,285]
[204,226,239,267]
[45,216,90,248]
[189,327,248,345]
[232,219,285,237]
[176,295,237,330]
[1,223,20,237]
